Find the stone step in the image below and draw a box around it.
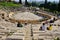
[24,37,32,40]
[33,31,46,34]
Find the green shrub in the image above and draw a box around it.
[0,2,22,7]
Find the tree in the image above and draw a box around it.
[6,0,11,2]
[44,0,47,8]
[59,0,60,4]
[58,0,60,11]
[45,0,47,4]
[0,0,2,2]
[25,0,28,5]
[8,0,11,2]
[19,0,22,4]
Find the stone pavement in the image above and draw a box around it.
[0,9,59,40]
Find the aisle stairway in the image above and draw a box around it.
[24,24,32,40]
